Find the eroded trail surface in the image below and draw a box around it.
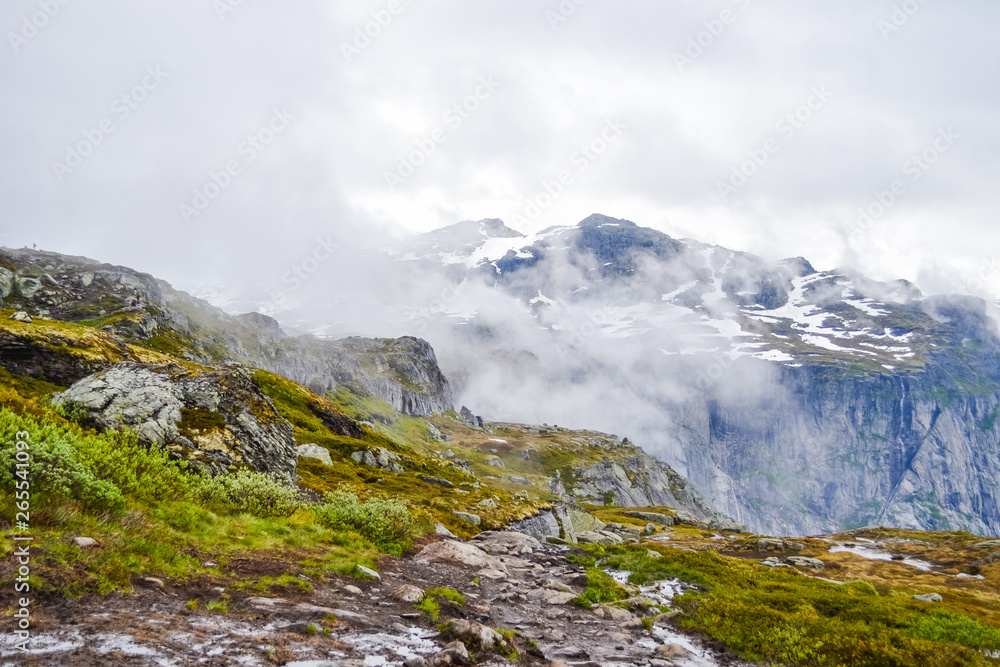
[1,531,747,667]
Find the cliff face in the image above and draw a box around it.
[0,248,453,417]
[677,347,1000,536]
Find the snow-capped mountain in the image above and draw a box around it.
[394,214,1000,537]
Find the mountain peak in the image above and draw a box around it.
[577,213,638,229]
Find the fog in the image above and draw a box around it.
[3,1,999,470]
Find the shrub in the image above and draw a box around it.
[314,487,413,554]
[0,408,126,513]
[193,469,302,518]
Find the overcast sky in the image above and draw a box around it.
[2,1,999,306]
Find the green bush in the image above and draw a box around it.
[0,408,126,513]
[910,610,1000,653]
[193,469,302,518]
[315,487,413,554]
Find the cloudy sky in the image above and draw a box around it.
[2,1,999,306]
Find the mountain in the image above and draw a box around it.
[393,214,1000,537]
[3,246,1000,667]
[0,245,713,525]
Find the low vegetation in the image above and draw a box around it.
[574,543,1000,667]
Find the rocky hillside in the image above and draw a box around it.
[388,214,1000,537]
[0,247,453,417]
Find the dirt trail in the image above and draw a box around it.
[1,532,747,667]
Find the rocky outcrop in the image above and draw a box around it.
[567,454,712,520]
[52,362,297,476]
[0,248,454,418]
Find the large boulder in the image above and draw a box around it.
[52,362,297,476]
[415,540,507,573]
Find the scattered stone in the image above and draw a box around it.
[544,591,577,605]
[448,619,506,650]
[787,556,825,570]
[418,475,455,488]
[296,443,332,466]
[478,498,498,509]
[656,643,691,660]
[344,585,364,596]
[478,568,507,581]
[672,509,706,527]
[710,519,747,533]
[485,457,505,469]
[643,523,657,535]
[576,530,621,545]
[202,561,217,568]
[761,556,790,568]
[519,450,531,460]
[914,593,943,603]
[351,447,405,474]
[757,538,785,552]
[595,605,632,621]
[208,587,225,596]
[9,311,31,323]
[647,549,663,558]
[974,550,1000,565]
[509,476,532,485]
[391,584,424,603]
[453,511,482,526]
[138,577,165,589]
[74,537,98,548]
[356,565,381,581]
[435,523,457,538]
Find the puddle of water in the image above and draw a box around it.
[829,544,935,571]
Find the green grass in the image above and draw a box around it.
[416,587,465,622]
[570,567,629,609]
[572,543,1000,666]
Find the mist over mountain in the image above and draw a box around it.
[215,213,1000,537]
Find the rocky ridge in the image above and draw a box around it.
[0,247,453,417]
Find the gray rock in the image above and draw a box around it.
[509,475,532,485]
[9,311,31,323]
[710,519,747,533]
[0,267,13,299]
[344,585,364,596]
[478,498,498,509]
[297,443,332,466]
[757,538,785,552]
[575,530,621,545]
[434,523,456,538]
[672,509,707,526]
[453,511,482,526]
[485,456,505,469]
[391,584,424,603]
[351,447,405,474]
[914,593,943,602]
[74,537,98,548]
[356,565,380,581]
[623,511,676,526]
[52,363,297,476]
[786,556,825,570]
[417,475,454,488]
[973,540,1000,549]
[15,277,40,298]
[416,540,506,572]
